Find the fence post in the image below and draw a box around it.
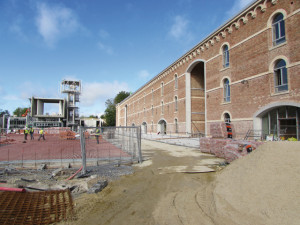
[80,126,86,174]
[137,126,142,163]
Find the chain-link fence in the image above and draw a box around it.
[0,126,142,169]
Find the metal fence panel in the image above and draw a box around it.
[0,126,142,169]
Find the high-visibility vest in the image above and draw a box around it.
[95,129,100,136]
[24,129,29,134]
[39,130,44,135]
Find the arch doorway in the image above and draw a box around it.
[158,119,167,134]
[187,61,205,135]
[255,104,300,140]
[141,122,147,134]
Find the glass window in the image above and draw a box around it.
[278,107,286,119]
[270,109,278,134]
[161,83,164,96]
[223,45,229,68]
[274,59,288,92]
[161,101,164,114]
[223,79,230,102]
[272,13,286,46]
[287,106,297,118]
[175,96,178,111]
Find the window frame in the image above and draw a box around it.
[274,59,288,93]
[272,13,286,46]
[223,78,231,102]
[223,45,229,68]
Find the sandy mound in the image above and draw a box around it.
[213,142,300,225]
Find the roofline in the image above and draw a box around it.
[118,0,261,106]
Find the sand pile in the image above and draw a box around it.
[212,142,300,225]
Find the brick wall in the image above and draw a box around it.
[116,0,300,137]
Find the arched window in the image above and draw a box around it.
[223,78,230,102]
[223,45,229,68]
[174,96,178,112]
[151,105,154,116]
[274,59,288,92]
[161,101,164,114]
[272,13,286,46]
[161,82,164,96]
[175,118,178,133]
[174,74,178,89]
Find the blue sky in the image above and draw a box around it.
[0,0,254,117]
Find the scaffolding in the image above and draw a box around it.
[61,80,81,131]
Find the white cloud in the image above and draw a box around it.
[138,70,151,80]
[97,41,114,55]
[19,81,60,100]
[81,81,129,107]
[226,0,255,18]
[168,15,194,44]
[35,3,81,47]
[169,15,189,40]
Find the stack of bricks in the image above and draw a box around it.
[200,137,264,162]
[210,122,235,139]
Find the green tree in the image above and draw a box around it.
[0,109,10,117]
[102,91,130,126]
[13,107,28,117]
[114,91,130,104]
[103,99,115,126]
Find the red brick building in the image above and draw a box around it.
[116,0,300,140]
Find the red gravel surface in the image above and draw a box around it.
[0,134,129,162]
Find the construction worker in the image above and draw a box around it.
[29,127,34,140]
[95,126,101,144]
[24,127,29,140]
[38,128,45,141]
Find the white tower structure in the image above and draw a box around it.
[61,80,81,131]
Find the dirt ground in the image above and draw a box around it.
[62,140,300,225]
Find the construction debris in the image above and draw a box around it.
[88,180,108,194]
[38,163,47,170]
[60,130,76,140]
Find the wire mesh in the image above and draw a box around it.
[0,189,73,225]
[0,126,142,167]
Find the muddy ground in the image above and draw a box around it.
[63,140,300,225]
[2,139,299,225]
[63,140,226,225]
